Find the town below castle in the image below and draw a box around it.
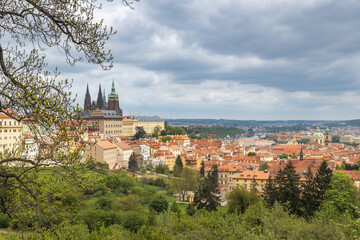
[2,80,360,201]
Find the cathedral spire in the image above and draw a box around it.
[96,84,104,109]
[108,79,118,98]
[84,84,91,111]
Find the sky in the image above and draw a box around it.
[53,0,360,120]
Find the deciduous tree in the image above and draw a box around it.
[0,0,137,231]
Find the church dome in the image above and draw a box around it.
[312,127,324,137]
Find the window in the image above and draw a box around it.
[244,179,247,182]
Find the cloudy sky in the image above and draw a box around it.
[58,0,360,120]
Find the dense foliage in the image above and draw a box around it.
[183,126,245,138]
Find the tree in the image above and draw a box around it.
[322,172,360,218]
[134,126,146,140]
[200,161,205,177]
[279,153,289,159]
[227,187,259,215]
[155,163,169,175]
[0,0,137,231]
[173,155,183,177]
[152,125,161,138]
[149,195,169,214]
[314,160,332,201]
[259,161,270,171]
[263,176,277,208]
[193,165,220,211]
[159,136,173,142]
[275,161,302,215]
[128,152,138,174]
[208,165,219,189]
[248,152,256,156]
[170,167,199,201]
[301,167,317,218]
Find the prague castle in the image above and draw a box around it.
[81,81,164,137]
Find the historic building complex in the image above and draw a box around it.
[81,80,165,137]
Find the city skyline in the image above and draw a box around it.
[49,0,360,120]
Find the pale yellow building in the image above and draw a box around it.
[0,112,22,155]
[82,109,123,137]
[232,170,270,192]
[84,140,118,169]
[131,116,165,136]
[115,141,133,169]
[122,118,135,137]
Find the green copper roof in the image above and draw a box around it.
[103,89,106,102]
[313,127,324,137]
[108,80,118,98]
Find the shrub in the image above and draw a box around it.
[149,195,169,214]
[0,213,9,228]
[121,211,145,233]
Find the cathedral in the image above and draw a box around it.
[81,80,165,138]
[81,81,123,137]
[84,80,122,115]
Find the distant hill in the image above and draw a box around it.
[165,118,330,127]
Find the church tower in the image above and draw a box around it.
[108,80,122,116]
[325,127,332,146]
[84,84,91,111]
[96,84,104,109]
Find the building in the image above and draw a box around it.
[130,115,165,136]
[82,80,165,137]
[81,81,123,137]
[0,112,22,155]
[84,140,119,169]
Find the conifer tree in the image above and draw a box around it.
[209,165,219,188]
[314,160,332,200]
[193,165,220,211]
[200,161,205,177]
[173,155,184,177]
[275,161,302,215]
[128,152,138,174]
[263,175,277,208]
[301,167,317,218]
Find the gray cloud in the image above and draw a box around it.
[49,0,360,120]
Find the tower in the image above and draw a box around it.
[108,80,122,115]
[325,127,331,146]
[299,148,304,161]
[84,84,91,111]
[96,84,104,109]
[103,88,108,109]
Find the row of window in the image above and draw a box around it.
[0,129,21,133]
[105,130,122,134]
[0,143,16,148]
[0,121,21,126]
[105,124,122,128]
[0,136,20,140]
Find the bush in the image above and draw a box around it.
[76,210,121,232]
[121,211,145,233]
[186,204,196,216]
[61,190,83,211]
[149,195,169,214]
[0,213,9,228]
[120,195,143,212]
[96,197,114,211]
[154,178,166,188]
[104,174,136,194]
[155,164,169,175]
